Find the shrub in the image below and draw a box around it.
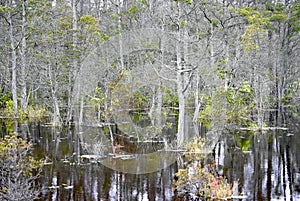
[173,138,233,200]
[174,161,233,200]
[0,133,44,200]
[0,92,12,109]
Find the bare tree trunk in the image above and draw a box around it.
[149,84,163,127]
[118,0,124,70]
[156,84,163,127]
[48,63,61,126]
[176,48,185,147]
[192,70,202,136]
[176,2,185,147]
[277,10,291,126]
[209,22,215,69]
[79,96,84,125]
[193,72,202,123]
[267,30,276,125]
[52,96,61,126]
[8,0,18,120]
[65,0,80,126]
[20,0,28,111]
[256,73,263,130]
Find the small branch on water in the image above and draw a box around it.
[161,149,213,154]
[238,127,288,131]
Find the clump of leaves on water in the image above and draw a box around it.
[173,137,233,200]
[0,133,44,200]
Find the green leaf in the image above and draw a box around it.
[100,33,110,41]
[128,6,139,17]
[0,6,10,12]
[80,15,98,25]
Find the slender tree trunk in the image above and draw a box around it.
[8,0,18,119]
[20,0,28,111]
[149,84,163,127]
[65,0,79,125]
[256,73,263,130]
[267,30,276,125]
[176,2,185,147]
[118,0,124,70]
[156,84,163,127]
[193,73,202,122]
[177,75,185,147]
[277,19,290,126]
[52,95,61,126]
[193,74,202,137]
[79,96,84,125]
[48,63,61,126]
[209,22,215,69]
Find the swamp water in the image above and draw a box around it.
[0,117,300,201]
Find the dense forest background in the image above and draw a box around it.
[0,0,299,141]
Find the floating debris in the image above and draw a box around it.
[112,154,135,160]
[62,159,70,163]
[64,185,74,190]
[80,154,105,160]
[48,186,60,189]
[239,127,288,131]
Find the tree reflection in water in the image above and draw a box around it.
[31,124,178,201]
[1,120,299,200]
[214,128,300,201]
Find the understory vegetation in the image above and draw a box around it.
[0,133,44,200]
[173,138,234,200]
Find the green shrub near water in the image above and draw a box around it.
[0,91,12,109]
[0,133,44,200]
[0,100,15,118]
[174,162,233,200]
[173,137,234,200]
[0,100,48,121]
[199,81,256,128]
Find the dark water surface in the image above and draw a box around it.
[28,124,177,201]
[1,120,299,200]
[214,126,300,201]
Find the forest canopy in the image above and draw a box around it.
[0,0,299,135]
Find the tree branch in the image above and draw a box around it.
[151,65,176,83]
